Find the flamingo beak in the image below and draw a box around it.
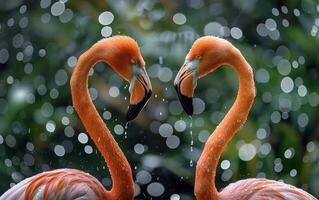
[127,65,152,122]
[174,59,199,116]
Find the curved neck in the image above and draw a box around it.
[70,43,134,200]
[195,48,255,200]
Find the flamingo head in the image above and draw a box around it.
[174,36,232,115]
[103,36,152,122]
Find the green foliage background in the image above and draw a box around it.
[0,0,319,199]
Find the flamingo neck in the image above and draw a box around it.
[70,43,134,200]
[195,48,255,200]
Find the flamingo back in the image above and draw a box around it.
[0,168,108,200]
[219,178,317,200]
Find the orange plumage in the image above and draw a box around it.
[0,35,152,200]
[174,36,316,200]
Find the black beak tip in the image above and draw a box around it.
[126,90,152,122]
[174,84,193,116]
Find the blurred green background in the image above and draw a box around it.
[0,0,319,199]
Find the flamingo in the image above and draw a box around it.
[174,36,316,200]
[0,35,152,200]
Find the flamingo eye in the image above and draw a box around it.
[130,59,136,64]
[195,55,202,60]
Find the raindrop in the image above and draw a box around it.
[298,56,305,65]
[84,145,93,154]
[136,170,152,184]
[5,135,16,148]
[173,13,187,25]
[54,145,65,157]
[109,86,119,97]
[114,124,124,135]
[265,18,277,31]
[271,111,281,123]
[64,126,75,137]
[256,128,267,139]
[59,9,73,23]
[159,123,173,138]
[19,17,28,28]
[297,113,308,127]
[256,23,268,37]
[46,121,56,132]
[306,142,315,152]
[158,67,173,82]
[20,5,27,14]
[281,6,288,14]
[147,182,165,197]
[12,34,24,48]
[220,160,230,170]
[284,148,294,159]
[293,9,300,16]
[281,77,294,93]
[103,111,112,120]
[24,154,35,166]
[39,49,46,57]
[134,143,145,154]
[78,133,88,144]
[49,88,59,99]
[277,59,291,76]
[297,85,307,97]
[41,102,54,117]
[272,8,280,16]
[166,135,180,149]
[98,11,114,25]
[193,98,205,114]
[26,142,34,151]
[259,143,272,156]
[40,0,51,9]
[221,169,233,181]
[282,19,289,27]
[170,194,180,200]
[41,13,51,24]
[7,18,15,27]
[55,69,68,86]
[230,27,243,39]
[101,26,112,37]
[89,88,98,101]
[174,120,186,132]
[204,22,223,37]
[238,144,256,161]
[67,56,77,67]
[290,169,297,177]
[255,68,269,83]
[51,1,65,16]
[134,183,141,197]
[0,49,9,64]
[198,130,209,143]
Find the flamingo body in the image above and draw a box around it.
[0,169,107,200]
[220,178,316,200]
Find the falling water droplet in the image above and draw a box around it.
[189,116,194,167]
[124,122,128,139]
[159,112,162,116]
[159,56,163,65]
